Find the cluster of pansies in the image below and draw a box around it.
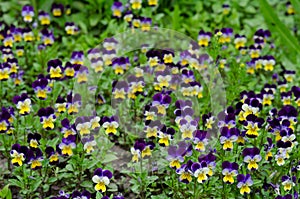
[0,0,299,198]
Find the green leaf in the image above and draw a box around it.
[80,180,93,188]
[31,180,42,192]
[0,184,9,197]
[8,179,23,189]
[90,14,100,27]
[102,153,118,163]
[96,192,103,199]
[259,0,300,63]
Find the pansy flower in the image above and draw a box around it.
[66,93,82,115]
[10,144,28,166]
[237,99,261,121]
[152,92,171,116]
[32,77,51,100]
[13,93,31,115]
[63,62,75,78]
[202,113,215,129]
[166,142,191,170]
[275,194,294,199]
[92,168,113,192]
[281,91,292,105]
[243,147,261,170]
[12,70,24,86]
[102,49,116,65]
[51,3,64,17]
[27,148,43,170]
[76,116,92,136]
[38,11,50,25]
[222,4,230,14]
[47,59,63,79]
[148,0,158,6]
[71,51,84,65]
[278,105,298,130]
[130,0,142,10]
[71,190,91,199]
[38,107,56,130]
[16,46,24,57]
[112,80,128,100]
[193,130,208,152]
[65,22,78,35]
[22,5,34,23]
[197,30,212,47]
[220,127,238,150]
[262,55,276,71]
[27,133,41,149]
[141,17,152,32]
[101,116,119,135]
[253,29,271,46]
[82,136,97,154]
[131,140,155,162]
[261,90,274,106]
[0,63,10,81]
[176,160,193,184]
[103,37,118,51]
[189,53,211,71]
[234,34,247,49]
[76,65,89,83]
[179,117,198,140]
[23,28,34,42]
[191,161,210,183]
[222,161,238,184]
[237,174,253,195]
[285,1,295,15]
[3,34,13,47]
[218,111,236,129]
[155,71,171,90]
[144,119,160,138]
[146,50,161,67]
[198,152,216,177]
[87,48,101,60]
[275,150,287,166]
[61,118,76,138]
[41,29,54,46]
[96,93,106,105]
[112,57,128,74]
[111,2,123,18]
[90,57,104,73]
[264,137,274,161]
[278,80,288,93]
[158,126,175,147]
[52,190,70,199]
[0,107,11,133]
[216,28,233,44]
[248,45,261,59]
[292,86,300,106]
[55,96,67,113]
[127,75,144,99]
[162,50,174,64]
[7,58,19,74]
[124,11,133,23]
[89,115,100,130]
[280,127,297,148]
[174,100,194,125]
[59,135,76,156]
[45,146,59,165]
[282,175,296,191]
[243,114,264,138]
[283,70,296,82]
[179,50,191,66]
[11,28,22,42]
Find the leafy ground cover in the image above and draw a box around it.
[0,0,299,198]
